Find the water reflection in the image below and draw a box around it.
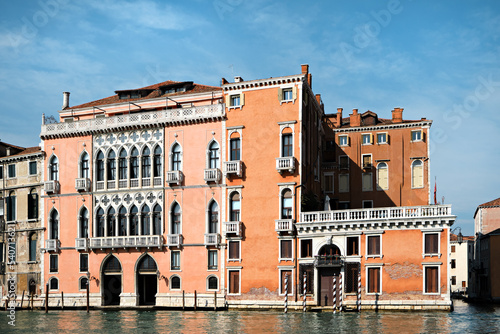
[3,301,500,334]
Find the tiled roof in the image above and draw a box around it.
[450,233,474,242]
[0,145,41,159]
[70,80,222,109]
[325,111,428,128]
[0,141,25,151]
[478,197,500,208]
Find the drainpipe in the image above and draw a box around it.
[294,184,306,303]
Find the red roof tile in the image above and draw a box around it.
[478,197,500,208]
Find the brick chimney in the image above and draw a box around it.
[301,64,312,87]
[336,108,343,128]
[350,109,361,127]
[62,92,70,110]
[392,107,403,123]
[315,94,321,106]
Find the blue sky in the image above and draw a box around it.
[1,0,499,235]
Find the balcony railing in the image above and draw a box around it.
[276,157,295,173]
[75,178,91,192]
[314,255,343,267]
[223,161,242,177]
[45,239,60,252]
[204,168,221,182]
[166,234,183,247]
[300,205,453,224]
[224,221,241,236]
[204,233,220,246]
[166,170,184,186]
[275,219,295,233]
[75,238,88,251]
[44,180,60,194]
[89,235,162,249]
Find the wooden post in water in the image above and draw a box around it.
[182,290,185,310]
[5,297,9,311]
[194,290,197,311]
[31,293,34,311]
[61,291,64,310]
[21,290,25,309]
[214,291,217,311]
[45,283,49,313]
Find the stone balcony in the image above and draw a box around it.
[44,180,60,194]
[204,233,220,246]
[276,157,295,173]
[75,178,91,192]
[45,239,60,252]
[223,161,242,177]
[223,221,242,237]
[204,168,221,183]
[275,219,295,233]
[166,234,183,247]
[89,235,162,250]
[166,170,184,186]
[75,238,88,251]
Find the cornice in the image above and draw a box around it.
[222,74,306,91]
[332,121,432,133]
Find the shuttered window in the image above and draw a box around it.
[229,270,240,294]
[425,267,439,293]
[280,270,292,294]
[412,160,423,188]
[280,240,292,259]
[425,233,439,254]
[362,173,372,191]
[367,267,380,293]
[228,241,240,260]
[377,163,389,190]
[339,174,349,193]
[367,235,381,256]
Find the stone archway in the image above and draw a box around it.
[102,255,122,306]
[317,244,342,306]
[136,254,158,306]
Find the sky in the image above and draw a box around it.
[1,0,499,235]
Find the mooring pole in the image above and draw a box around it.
[87,280,90,313]
[303,273,307,312]
[333,275,337,314]
[182,290,185,310]
[45,283,49,313]
[61,291,64,310]
[194,290,197,311]
[338,273,343,312]
[357,267,362,312]
[31,293,34,311]
[21,290,25,309]
[214,291,217,311]
[284,274,288,313]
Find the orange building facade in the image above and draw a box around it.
[36,65,455,310]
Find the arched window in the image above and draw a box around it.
[107,207,116,237]
[130,205,138,236]
[281,128,293,157]
[281,189,292,219]
[171,203,181,234]
[138,254,157,272]
[153,145,162,177]
[107,150,116,181]
[142,147,151,178]
[49,155,59,181]
[376,162,389,190]
[208,276,218,290]
[6,191,16,221]
[171,143,182,171]
[208,141,220,169]
[95,151,104,181]
[29,232,37,262]
[28,188,38,220]
[119,149,127,180]
[49,277,59,290]
[79,276,88,290]
[152,204,162,235]
[49,210,59,239]
[412,160,424,188]
[229,192,240,221]
[141,205,150,235]
[103,255,122,273]
[79,207,89,238]
[96,208,104,237]
[80,152,90,178]
[130,147,139,179]
[118,206,127,236]
[208,201,218,234]
[170,275,181,290]
[230,136,240,161]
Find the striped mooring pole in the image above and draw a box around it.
[338,273,343,312]
[284,274,288,313]
[357,267,362,312]
[333,275,337,314]
[303,273,307,312]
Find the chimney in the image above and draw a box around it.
[336,108,343,128]
[234,76,243,83]
[62,92,70,110]
[392,107,403,123]
[301,64,312,87]
[350,109,361,127]
[315,94,321,106]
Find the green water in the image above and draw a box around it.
[1,301,499,333]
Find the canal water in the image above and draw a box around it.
[1,301,499,333]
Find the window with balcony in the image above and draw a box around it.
[27,188,38,220]
[280,240,292,260]
[49,156,58,180]
[362,173,372,191]
[280,269,293,295]
[29,232,37,262]
[107,207,116,237]
[107,150,116,181]
[228,240,240,260]
[80,253,88,272]
[424,266,439,294]
[207,276,218,290]
[366,235,381,258]
[170,275,181,289]
[171,251,180,270]
[49,254,58,273]
[29,161,37,175]
[152,204,162,235]
[79,207,89,238]
[424,232,439,256]
[230,137,240,161]
[119,148,127,181]
[228,270,240,294]
[153,145,162,177]
[300,239,312,258]
[118,206,127,236]
[412,160,424,188]
[367,267,381,294]
[171,202,181,234]
[208,250,218,270]
[142,147,151,178]
[49,209,59,240]
[141,206,150,235]
[339,135,349,147]
[80,152,89,178]
[130,205,139,236]
[96,151,105,182]
[346,236,359,256]
[208,141,220,169]
[130,147,139,180]
[208,201,218,234]
[229,192,240,221]
[8,164,16,178]
[281,189,292,219]
[282,133,293,157]
[171,143,182,171]
[96,208,105,237]
[376,162,389,190]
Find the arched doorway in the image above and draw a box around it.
[317,244,342,307]
[137,254,158,305]
[102,255,122,306]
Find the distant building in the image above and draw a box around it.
[474,197,500,235]
[470,228,500,302]
[449,233,474,297]
[0,142,44,301]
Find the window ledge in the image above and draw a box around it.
[422,253,442,259]
[366,255,383,259]
[228,105,242,111]
[27,261,38,264]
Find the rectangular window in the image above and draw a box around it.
[300,239,312,258]
[345,263,359,293]
[0,165,3,179]
[362,133,373,145]
[80,253,89,272]
[324,173,334,193]
[367,235,381,257]
[229,270,240,294]
[171,251,180,270]
[339,174,349,193]
[230,138,241,161]
[228,241,240,260]
[411,130,422,141]
[377,133,388,144]
[367,267,381,293]
[282,134,293,157]
[27,192,38,220]
[339,135,349,146]
[6,195,16,222]
[346,236,359,256]
[362,155,372,169]
[424,233,439,254]
[339,155,349,169]
[362,173,372,191]
[451,245,456,253]
[280,240,292,260]
[299,265,314,294]
[280,270,292,295]
[29,161,37,175]
[425,266,439,293]
[283,88,293,101]
[208,250,218,270]
[451,259,456,269]
[338,202,350,210]
[230,94,240,107]
[8,164,15,178]
[451,276,456,285]
[49,254,58,273]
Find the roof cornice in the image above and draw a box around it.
[332,120,432,133]
[222,74,306,91]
